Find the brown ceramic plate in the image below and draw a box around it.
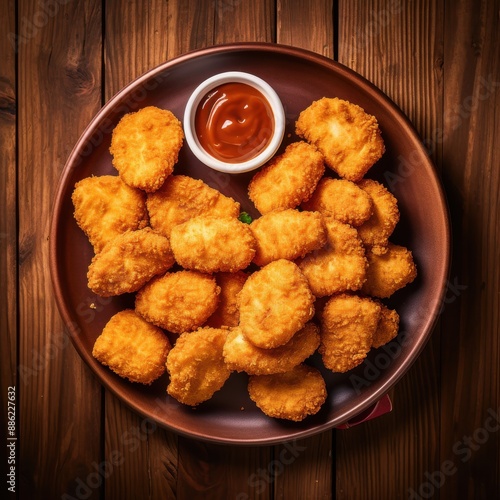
[50,43,450,445]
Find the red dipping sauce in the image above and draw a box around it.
[195,82,275,164]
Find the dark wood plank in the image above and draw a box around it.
[103,1,180,498]
[0,0,17,492]
[335,0,444,498]
[214,0,275,44]
[17,1,104,498]
[277,0,334,57]
[275,2,335,499]
[440,0,500,497]
[104,0,169,101]
[176,437,274,499]
[170,2,276,498]
[166,0,215,57]
[274,434,333,500]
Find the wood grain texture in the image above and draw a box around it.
[0,0,17,487]
[214,0,275,44]
[8,0,500,498]
[338,0,445,155]
[103,1,179,498]
[104,0,170,102]
[274,434,333,499]
[275,2,334,498]
[335,0,444,498]
[17,0,103,498]
[166,0,215,57]
[440,0,500,497]
[174,2,276,497]
[177,437,273,499]
[103,393,176,500]
[277,0,334,57]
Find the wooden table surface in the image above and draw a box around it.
[1,0,499,498]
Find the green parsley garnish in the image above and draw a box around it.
[238,212,253,224]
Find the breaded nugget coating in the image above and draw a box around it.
[356,179,400,253]
[250,209,327,266]
[301,177,373,226]
[223,323,320,375]
[238,259,315,349]
[248,141,325,214]
[248,364,327,421]
[170,216,256,273]
[295,97,385,181]
[135,270,220,333]
[320,294,381,372]
[362,243,417,298]
[205,271,248,328]
[299,217,367,297]
[72,175,148,253]
[92,309,171,384]
[147,175,240,237]
[166,327,231,406]
[372,303,400,348]
[87,228,175,296]
[109,106,184,192]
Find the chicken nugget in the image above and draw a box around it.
[250,209,327,266]
[248,364,327,421]
[109,106,184,192]
[356,179,400,253]
[362,243,417,298]
[295,97,385,181]
[301,177,373,226]
[320,293,381,372]
[166,327,231,406]
[238,259,315,349]
[87,228,175,296]
[298,217,367,297]
[92,309,171,384]
[147,175,240,237]
[372,303,400,348]
[205,271,248,328]
[170,215,256,273]
[248,141,325,214]
[135,270,220,333]
[72,175,148,253]
[223,323,320,375]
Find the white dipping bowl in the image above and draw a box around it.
[183,71,285,174]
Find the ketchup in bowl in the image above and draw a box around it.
[195,82,274,163]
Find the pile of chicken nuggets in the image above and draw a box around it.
[72,97,417,422]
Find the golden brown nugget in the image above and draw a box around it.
[135,270,220,333]
[298,217,367,297]
[320,293,381,372]
[72,175,148,253]
[372,303,400,348]
[238,259,315,349]
[166,327,231,406]
[170,215,256,273]
[147,175,240,237]
[250,209,327,266]
[109,106,184,192]
[92,309,171,384]
[248,141,325,214]
[362,243,417,298]
[248,364,327,421]
[87,228,175,296]
[223,323,320,375]
[295,97,385,181]
[301,177,373,226]
[356,179,400,253]
[205,271,248,328]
